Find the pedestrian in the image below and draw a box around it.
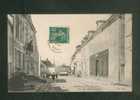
[56,74,58,79]
[52,75,55,80]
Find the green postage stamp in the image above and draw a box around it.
[49,27,69,43]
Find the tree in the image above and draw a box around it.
[42,58,53,66]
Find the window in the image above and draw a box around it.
[16,16,25,43]
[22,54,24,70]
[15,49,18,69]
[19,18,24,43]
[16,16,20,40]
[15,49,23,70]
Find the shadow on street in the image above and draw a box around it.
[8,77,68,92]
[45,84,68,92]
[54,78,66,83]
[36,78,68,92]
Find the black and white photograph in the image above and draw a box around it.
[8,14,132,92]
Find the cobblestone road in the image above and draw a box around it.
[36,75,131,92]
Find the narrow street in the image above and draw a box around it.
[8,14,132,92]
[36,75,131,92]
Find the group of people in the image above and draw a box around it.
[41,72,58,80]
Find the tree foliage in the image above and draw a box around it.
[42,58,53,66]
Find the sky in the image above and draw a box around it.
[31,14,110,66]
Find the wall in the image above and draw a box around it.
[84,17,121,82]
[80,44,90,77]
[8,15,14,79]
[124,14,132,84]
[72,51,83,76]
[13,15,25,73]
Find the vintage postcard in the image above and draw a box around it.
[8,14,132,92]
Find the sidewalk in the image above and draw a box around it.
[69,75,132,92]
[8,80,46,93]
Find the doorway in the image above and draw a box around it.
[119,64,125,81]
[90,49,109,77]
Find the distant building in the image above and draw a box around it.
[8,14,39,79]
[71,14,132,85]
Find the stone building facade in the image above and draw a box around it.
[8,14,39,79]
[124,14,132,84]
[8,15,14,78]
[71,14,132,85]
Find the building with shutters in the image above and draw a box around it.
[8,14,39,79]
[71,14,132,85]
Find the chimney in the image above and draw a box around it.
[88,30,96,35]
[88,30,96,38]
[96,20,106,29]
[76,45,81,50]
